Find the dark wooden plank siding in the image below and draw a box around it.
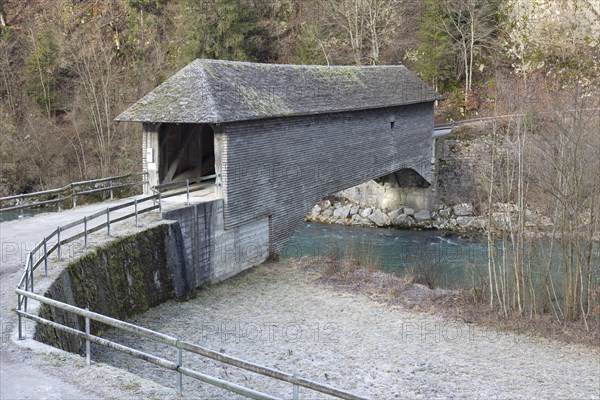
[221,102,434,254]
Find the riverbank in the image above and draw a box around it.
[298,256,600,348]
[305,196,584,239]
[306,196,486,231]
[2,202,598,399]
[87,259,599,399]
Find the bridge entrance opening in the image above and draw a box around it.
[158,123,215,185]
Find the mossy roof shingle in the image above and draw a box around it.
[116,59,441,124]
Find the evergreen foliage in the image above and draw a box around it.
[25,30,59,116]
[179,0,264,65]
[128,0,169,14]
[412,0,453,91]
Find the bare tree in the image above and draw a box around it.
[0,0,6,29]
[364,0,402,64]
[534,87,600,323]
[25,27,59,118]
[480,73,600,324]
[68,32,119,178]
[0,40,17,115]
[322,0,404,65]
[502,0,600,90]
[436,0,497,102]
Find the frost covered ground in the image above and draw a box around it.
[90,262,600,400]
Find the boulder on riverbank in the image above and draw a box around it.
[307,198,485,233]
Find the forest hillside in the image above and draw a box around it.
[0,0,598,194]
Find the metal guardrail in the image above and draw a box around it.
[13,174,369,399]
[15,176,215,296]
[151,174,217,206]
[433,107,600,129]
[16,289,368,400]
[0,173,148,215]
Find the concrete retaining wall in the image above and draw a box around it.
[34,223,189,353]
[163,199,270,285]
[34,200,270,354]
[338,175,434,212]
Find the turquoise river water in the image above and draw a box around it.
[282,222,489,289]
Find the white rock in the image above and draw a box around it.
[414,210,432,222]
[439,208,452,219]
[492,212,510,226]
[495,202,517,213]
[387,209,403,220]
[453,203,475,217]
[350,214,369,226]
[368,209,391,227]
[433,220,448,229]
[393,214,413,227]
[311,205,321,219]
[350,205,360,216]
[333,205,352,219]
[360,208,373,218]
[456,216,484,229]
[403,208,415,216]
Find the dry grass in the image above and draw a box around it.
[292,256,600,348]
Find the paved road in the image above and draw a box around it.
[0,347,99,400]
[0,190,214,399]
[0,196,149,400]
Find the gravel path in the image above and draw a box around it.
[1,197,151,400]
[93,262,600,400]
[0,190,212,400]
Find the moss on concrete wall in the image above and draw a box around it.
[34,223,189,353]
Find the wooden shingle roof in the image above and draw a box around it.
[116,59,441,124]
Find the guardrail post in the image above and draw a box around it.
[290,374,301,400]
[84,216,88,248]
[17,295,23,340]
[109,179,114,200]
[186,179,190,206]
[134,198,138,227]
[29,253,34,293]
[19,195,23,218]
[106,208,110,236]
[24,272,28,312]
[57,192,62,211]
[57,227,61,261]
[85,308,91,366]
[158,192,162,218]
[43,238,48,277]
[177,348,183,395]
[72,186,77,208]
